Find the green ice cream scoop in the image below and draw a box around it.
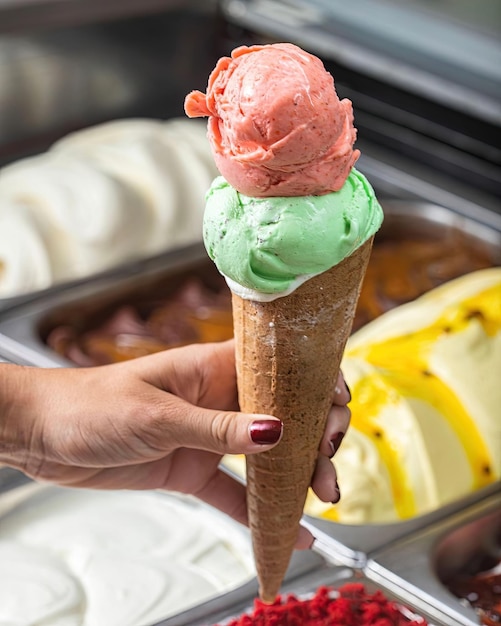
[203,168,383,299]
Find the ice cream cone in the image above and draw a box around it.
[185,41,383,604]
[232,237,374,602]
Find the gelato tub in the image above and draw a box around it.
[301,264,501,554]
[0,117,219,305]
[0,475,322,626]
[365,488,501,626]
[438,506,501,626]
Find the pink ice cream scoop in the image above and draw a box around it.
[184,43,359,197]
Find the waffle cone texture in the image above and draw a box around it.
[232,237,374,602]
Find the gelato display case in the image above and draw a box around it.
[0,170,499,623]
[0,0,500,624]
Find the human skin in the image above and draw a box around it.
[0,340,350,549]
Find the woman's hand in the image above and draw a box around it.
[0,340,350,548]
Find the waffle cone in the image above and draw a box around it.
[232,237,374,602]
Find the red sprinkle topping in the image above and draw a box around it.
[221,583,428,626]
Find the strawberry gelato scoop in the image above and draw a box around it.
[184,43,359,197]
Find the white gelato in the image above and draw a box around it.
[0,486,254,625]
[0,203,54,294]
[0,118,218,298]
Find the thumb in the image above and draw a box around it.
[174,404,283,456]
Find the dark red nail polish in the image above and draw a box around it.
[331,482,341,504]
[329,432,345,457]
[344,381,352,402]
[249,420,283,445]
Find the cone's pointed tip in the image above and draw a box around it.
[259,588,280,604]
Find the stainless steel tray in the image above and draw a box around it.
[306,480,501,568]
[365,488,501,626]
[0,242,212,366]
[156,562,445,626]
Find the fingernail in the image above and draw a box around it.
[249,419,283,445]
[331,482,341,504]
[345,381,352,402]
[329,432,345,457]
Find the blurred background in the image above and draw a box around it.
[0,0,499,203]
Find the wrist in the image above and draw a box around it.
[0,364,39,467]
